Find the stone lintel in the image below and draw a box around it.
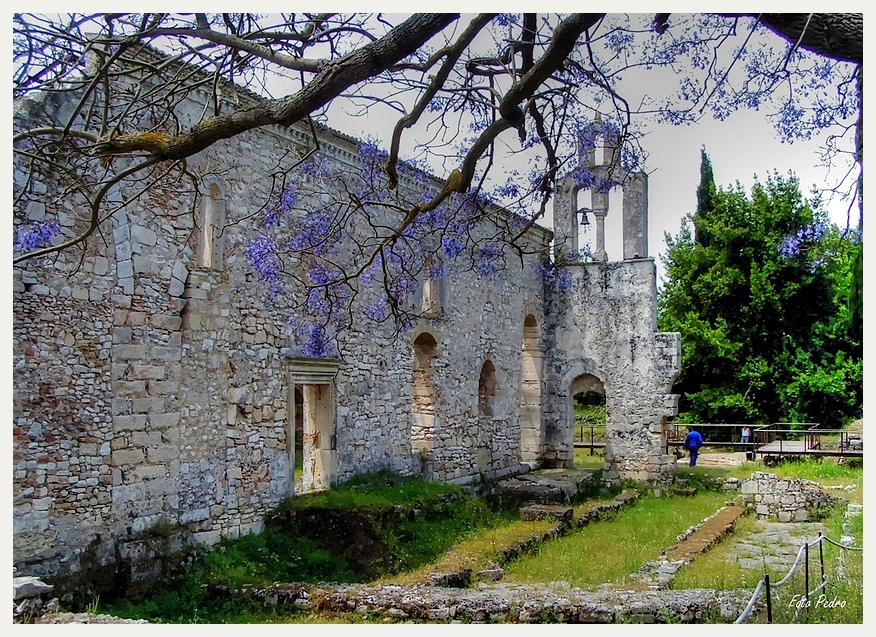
[285,356,341,384]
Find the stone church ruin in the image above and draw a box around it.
[12,48,681,581]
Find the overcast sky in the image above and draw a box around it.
[294,10,860,286]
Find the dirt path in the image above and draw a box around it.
[666,503,747,562]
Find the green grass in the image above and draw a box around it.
[671,461,863,623]
[502,489,729,589]
[100,460,863,624]
[101,470,492,623]
[274,468,466,510]
[573,447,604,469]
[384,512,555,585]
[676,457,863,503]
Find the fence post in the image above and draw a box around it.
[819,533,825,590]
[804,542,810,613]
[765,574,772,623]
[590,426,594,456]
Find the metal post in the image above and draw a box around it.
[590,425,594,456]
[819,533,825,590]
[805,542,810,609]
[765,574,772,623]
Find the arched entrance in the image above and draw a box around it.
[568,373,606,466]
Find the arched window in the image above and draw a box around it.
[520,314,543,463]
[411,332,439,467]
[478,359,498,416]
[421,256,443,315]
[412,332,438,415]
[199,181,225,270]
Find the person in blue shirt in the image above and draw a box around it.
[684,429,704,467]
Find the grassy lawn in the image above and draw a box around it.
[573,447,604,469]
[99,458,862,624]
[676,457,863,504]
[502,489,729,589]
[671,458,863,623]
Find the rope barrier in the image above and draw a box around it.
[734,530,861,624]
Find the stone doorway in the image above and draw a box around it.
[287,358,340,494]
[567,373,607,465]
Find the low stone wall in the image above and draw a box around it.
[739,472,837,522]
[241,581,749,623]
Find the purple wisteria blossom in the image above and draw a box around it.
[536,260,574,294]
[13,220,61,257]
[364,297,391,322]
[301,323,330,358]
[473,243,504,280]
[246,234,284,296]
[290,212,338,256]
[778,221,827,258]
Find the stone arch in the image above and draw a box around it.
[199,178,226,270]
[519,314,543,464]
[411,331,438,464]
[478,359,498,417]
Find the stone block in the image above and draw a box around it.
[192,530,222,546]
[151,346,181,362]
[130,465,167,481]
[114,344,147,361]
[117,259,134,279]
[180,507,210,524]
[116,380,148,396]
[151,314,182,331]
[112,448,146,466]
[116,240,132,262]
[147,445,178,463]
[112,483,145,506]
[229,387,251,404]
[168,278,185,297]
[26,201,46,220]
[520,504,573,522]
[171,259,188,284]
[13,576,54,601]
[113,326,132,344]
[149,413,181,428]
[114,415,148,431]
[132,431,162,447]
[91,256,109,276]
[131,224,158,246]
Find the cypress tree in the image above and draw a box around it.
[693,146,716,245]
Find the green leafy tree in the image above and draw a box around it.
[659,155,862,429]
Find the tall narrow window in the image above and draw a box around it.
[478,359,498,416]
[421,256,443,314]
[519,315,543,463]
[412,332,437,415]
[200,181,225,270]
[411,332,438,465]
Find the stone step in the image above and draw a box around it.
[520,504,573,522]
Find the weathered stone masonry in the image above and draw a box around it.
[12,54,681,581]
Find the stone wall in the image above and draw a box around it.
[543,259,681,484]
[12,78,549,577]
[13,48,681,581]
[740,472,837,522]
